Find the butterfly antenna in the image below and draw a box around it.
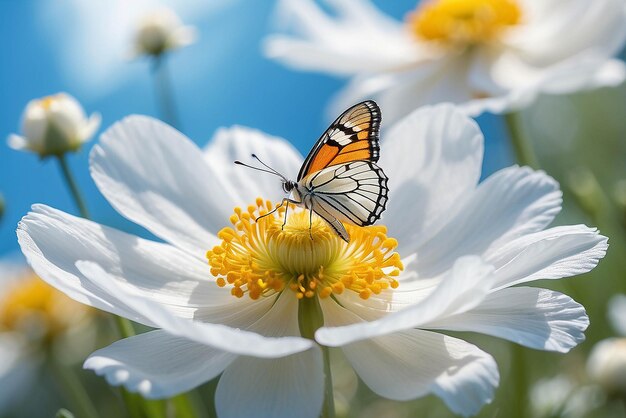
[234,158,288,182]
[251,154,287,179]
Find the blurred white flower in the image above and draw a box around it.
[7,93,100,158]
[587,338,626,396]
[531,375,604,418]
[38,0,237,97]
[131,8,197,58]
[0,260,92,412]
[265,0,626,121]
[608,294,626,336]
[530,375,574,418]
[18,105,605,417]
[585,294,626,397]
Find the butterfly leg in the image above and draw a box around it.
[280,198,303,229]
[308,206,314,240]
[256,198,301,225]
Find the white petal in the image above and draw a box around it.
[170,26,197,48]
[343,329,498,416]
[585,59,626,89]
[608,294,626,336]
[316,256,495,346]
[416,166,561,278]
[7,134,29,151]
[536,56,626,95]
[486,225,607,289]
[329,54,474,125]
[264,0,417,75]
[203,125,303,205]
[80,112,101,143]
[17,205,231,325]
[245,290,301,337]
[215,346,324,418]
[379,104,483,254]
[512,0,626,67]
[76,261,313,358]
[90,115,232,258]
[84,330,236,399]
[426,288,589,353]
[471,48,626,109]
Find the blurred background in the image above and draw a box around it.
[1,1,626,417]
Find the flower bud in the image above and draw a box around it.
[587,338,626,397]
[7,93,100,157]
[131,8,196,57]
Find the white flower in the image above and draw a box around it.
[586,294,626,396]
[0,259,92,413]
[7,93,101,157]
[587,338,626,396]
[530,376,575,418]
[530,375,603,418]
[608,294,626,336]
[131,8,197,58]
[264,0,626,121]
[17,105,606,417]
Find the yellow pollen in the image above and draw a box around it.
[408,0,521,45]
[40,95,58,110]
[206,198,404,300]
[0,273,90,339]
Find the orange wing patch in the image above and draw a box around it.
[297,101,381,181]
[306,144,340,174]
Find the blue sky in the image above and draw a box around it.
[0,0,511,256]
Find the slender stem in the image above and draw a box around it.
[504,112,540,169]
[171,394,201,418]
[321,346,335,418]
[509,344,528,418]
[153,56,181,129]
[299,297,335,418]
[121,390,143,418]
[50,357,101,418]
[56,154,89,218]
[114,314,136,339]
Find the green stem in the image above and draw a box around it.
[504,112,540,169]
[509,344,528,418]
[121,390,144,418]
[299,297,335,418]
[114,314,137,339]
[567,168,626,294]
[171,394,201,418]
[320,346,335,418]
[50,358,101,418]
[56,154,89,218]
[153,56,181,129]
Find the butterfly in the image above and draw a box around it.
[235,100,388,242]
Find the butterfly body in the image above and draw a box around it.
[237,100,388,242]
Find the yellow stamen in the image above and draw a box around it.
[40,95,59,110]
[408,0,521,45]
[206,199,403,300]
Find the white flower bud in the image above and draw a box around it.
[587,338,626,396]
[132,8,196,57]
[7,93,100,157]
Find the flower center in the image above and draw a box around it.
[0,274,88,339]
[206,198,403,300]
[40,95,57,111]
[408,0,521,45]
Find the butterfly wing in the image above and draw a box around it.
[303,160,388,236]
[297,100,381,182]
